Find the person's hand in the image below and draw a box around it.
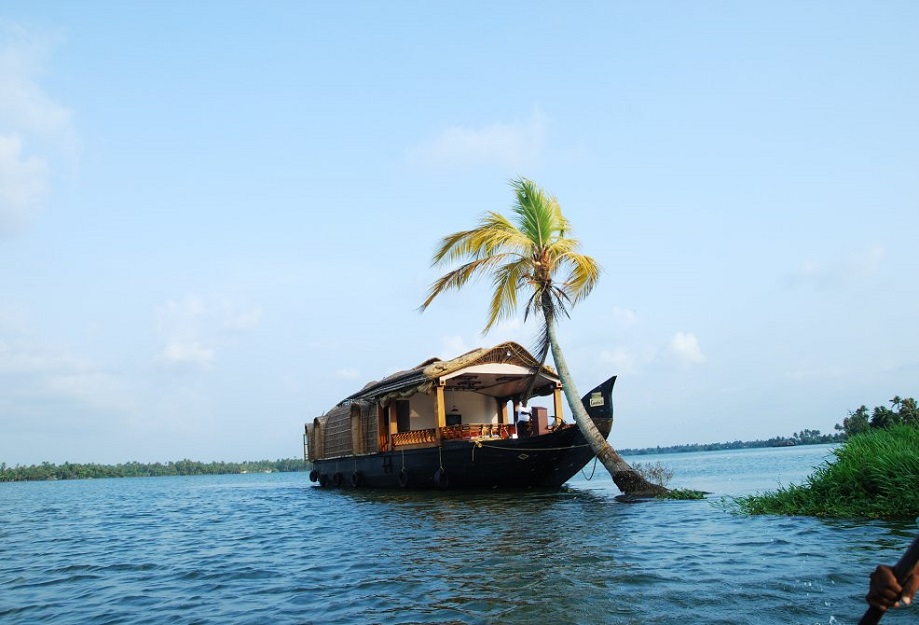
[867,564,919,612]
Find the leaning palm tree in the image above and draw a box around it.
[420,177,665,496]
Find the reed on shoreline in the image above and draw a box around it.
[735,425,919,519]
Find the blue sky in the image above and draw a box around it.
[2,2,917,466]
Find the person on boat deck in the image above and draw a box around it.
[517,409,531,437]
[866,561,919,613]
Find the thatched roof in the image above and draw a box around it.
[338,341,558,406]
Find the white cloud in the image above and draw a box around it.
[0,134,47,232]
[156,296,207,325]
[0,334,135,416]
[408,110,547,171]
[600,346,640,375]
[787,245,886,290]
[159,341,215,367]
[439,335,471,359]
[43,370,135,414]
[599,343,659,375]
[611,306,639,327]
[222,306,263,333]
[335,368,361,380]
[155,297,212,367]
[0,25,73,138]
[787,365,847,381]
[154,296,261,369]
[0,23,76,234]
[669,332,706,366]
[0,338,86,375]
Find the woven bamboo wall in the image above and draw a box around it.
[321,405,353,459]
[312,401,380,460]
[360,404,379,454]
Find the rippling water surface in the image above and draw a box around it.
[1,445,915,624]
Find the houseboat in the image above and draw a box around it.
[304,341,615,489]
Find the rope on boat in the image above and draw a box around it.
[470,440,592,461]
[474,441,592,453]
[580,456,599,481]
[471,440,482,462]
[438,446,444,472]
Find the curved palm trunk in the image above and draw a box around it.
[546,320,667,496]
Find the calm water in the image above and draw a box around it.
[1,445,915,624]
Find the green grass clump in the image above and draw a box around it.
[735,425,919,519]
[660,488,707,500]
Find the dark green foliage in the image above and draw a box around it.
[621,429,842,456]
[838,405,871,436]
[660,488,707,500]
[835,395,919,437]
[0,458,310,482]
[735,425,919,519]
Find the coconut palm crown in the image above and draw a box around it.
[420,177,665,496]
[420,177,600,344]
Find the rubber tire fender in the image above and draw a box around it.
[398,468,410,488]
[308,469,319,483]
[350,471,362,488]
[434,468,449,489]
[332,472,344,487]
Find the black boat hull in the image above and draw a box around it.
[309,376,615,490]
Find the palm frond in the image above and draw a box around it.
[538,234,601,304]
[421,177,601,338]
[557,252,601,304]
[430,212,519,266]
[511,178,566,247]
[483,259,530,332]
[419,255,510,311]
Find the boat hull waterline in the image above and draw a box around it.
[304,342,615,490]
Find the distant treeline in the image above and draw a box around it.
[624,393,919,457]
[0,458,310,482]
[621,429,843,456]
[737,396,919,519]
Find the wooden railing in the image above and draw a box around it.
[390,424,517,448]
[391,429,438,447]
[439,424,515,440]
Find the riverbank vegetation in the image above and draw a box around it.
[736,396,919,519]
[0,458,309,482]
[621,428,842,456]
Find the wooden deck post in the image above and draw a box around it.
[553,383,564,427]
[388,403,398,446]
[378,404,388,451]
[435,379,446,443]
